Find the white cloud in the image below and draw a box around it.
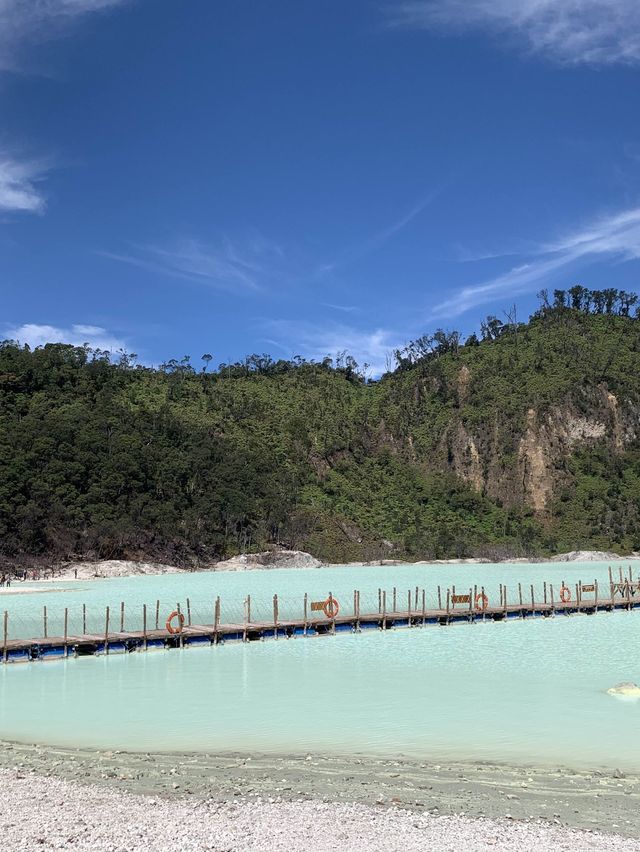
[100,235,285,293]
[0,154,48,212]
[263,319,401,376]
[432,205,640,318]
[388,0,640,65]
[4,322,127,351]
[0,0,130,71]
[317,191,439,278]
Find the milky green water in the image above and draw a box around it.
[0,562,639,771]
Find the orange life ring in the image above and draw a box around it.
[559,585,571,603]
[166,610,185,634]
[323,597,339,619]
[475,592,489,611]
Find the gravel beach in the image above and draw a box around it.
[1,768,638,852]
[1,743,639,850]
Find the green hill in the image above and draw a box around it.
[2,288,640,564]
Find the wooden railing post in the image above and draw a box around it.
[273,594,278,638]
[104,606,110,654]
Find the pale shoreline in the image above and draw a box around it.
[2,770,637,852]
[11,549,640,583]
[0,742,638,849]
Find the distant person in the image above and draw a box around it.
[74,568,78,579]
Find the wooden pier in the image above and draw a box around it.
[2,568,639,663]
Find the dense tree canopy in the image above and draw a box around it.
[2,288,640,565]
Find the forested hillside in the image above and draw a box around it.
[2,287,640,565]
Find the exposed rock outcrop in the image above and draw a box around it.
[214,550,321,571]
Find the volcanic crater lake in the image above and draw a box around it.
[0,561,638,771]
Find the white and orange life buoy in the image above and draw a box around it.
[166,610,185,634]
[559,585,571,603]
[323,597,340,619]
[475,592,489,611]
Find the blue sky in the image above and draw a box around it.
[2,0,640,374]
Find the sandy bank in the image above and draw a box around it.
[1,743,638,840]
[0,768,637,852]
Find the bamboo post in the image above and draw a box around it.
[499,583,503,608]
[378,588,381,614]
[120,601,125,632]
[143,604,147,649]
[503,585,508,615]
[355,590,360,627]
[608,566,614,601]
[3,611,7,663]
[407,589,411,619]
[82,603,87,635]
[446,589,450,618]
[576,582,580,613]
[518,583,523,609]
[382,590,387,629]
[273,594,278,637]
[421,589,426,624]
[104,606,110,654]
[468,587,472,615]
[187,597,192,626]
[549,584,555,614]
[328,592,336,634]
[247,594,251,625]
[543,581,547,605]
[414,586,419,610]
[64,607,68,643]
[595,579,599,612]
[43,605,48,639]
[214,596,220,643]
[303,592,308,634]
[392,587,397,613]
[155,600,160,630]
[354,590,358,619]
[530,584,535,613]
[437,585,442,610]
[473,584,477,613]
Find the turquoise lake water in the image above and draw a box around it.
[0,561,639,770]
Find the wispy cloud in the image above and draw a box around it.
[3,322,127,350]
[100,235,285,293]
[0,153,49,213]
[0,0,131,71]
[317,191,438,277]
[262,319,401,375]
[388,0,640,66]
[322,303,359,313]
[433,205,640,318]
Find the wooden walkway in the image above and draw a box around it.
[2,573,639,662]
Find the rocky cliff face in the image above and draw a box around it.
[439,385,639,514]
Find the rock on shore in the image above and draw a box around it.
[214,550,321,571]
